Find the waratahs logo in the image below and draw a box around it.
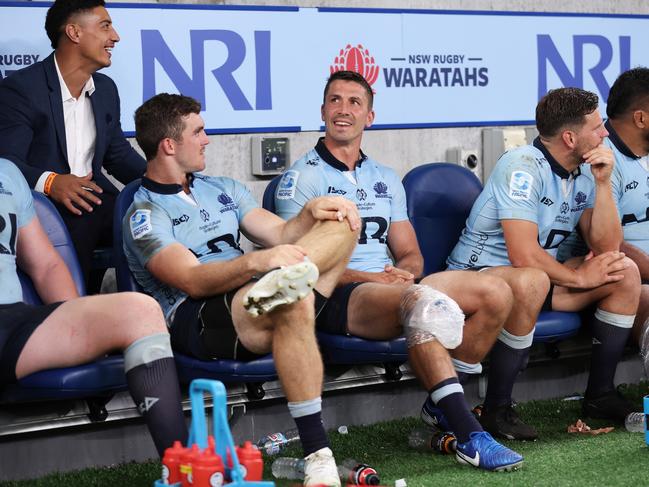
[331,44,380,89]
[373,181,390,198]
[218,192,238,213]
[575,191,587,205]
[218,193,233,205]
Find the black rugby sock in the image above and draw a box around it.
[586,317,631,398]
[127,357,187,456]
[483,340,530,410]
[293,411,330,457]
[429,377,482,443]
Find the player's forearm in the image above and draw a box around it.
[394,253,424,278]
[509,247,581,288]
[279,208,314,244]
[587,183,623,253]
[32,259,79,303]
[338,268,381,286]
[180,254,260,298]
[621,241,649,281]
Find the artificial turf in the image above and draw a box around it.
[2,383,647,487]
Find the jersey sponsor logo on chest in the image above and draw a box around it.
[327,186,347,195]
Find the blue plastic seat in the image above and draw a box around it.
[1,192,128,414]
[263,176,407,380]
[402,163,581,345]
[113,180,277,399]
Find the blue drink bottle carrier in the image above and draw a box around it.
[154,379,275,486]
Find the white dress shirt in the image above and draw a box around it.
[35,56,97,192]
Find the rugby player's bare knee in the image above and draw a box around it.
[508,268,550,305]
[272,294,315,331]
[118,292,167,335]
[475,275,513,319]
[611,258,641,301]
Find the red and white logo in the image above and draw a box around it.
[330,44,380,87]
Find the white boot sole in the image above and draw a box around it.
[243,261,319,317]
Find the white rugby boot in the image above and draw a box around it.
[303,447,341,486]
[243,261,319,317]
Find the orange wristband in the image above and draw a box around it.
[43,173,58,196]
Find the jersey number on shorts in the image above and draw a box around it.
[358,216,388,245]
[540,228,572,250]
[0,213,17,255]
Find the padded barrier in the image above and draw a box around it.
[402,163,581,344]
[113,180,277,386]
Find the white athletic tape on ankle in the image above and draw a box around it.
[400,285,465,349]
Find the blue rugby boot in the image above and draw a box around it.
[420,399,452,431]
[455,431,523,472]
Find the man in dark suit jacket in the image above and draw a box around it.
[0,0,145,289]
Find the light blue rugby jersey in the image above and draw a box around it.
[0,159,35,305]
[447,138,595,269]
[275,138,409,273]
[606,121,649,254]
[557,120,649,260]
[123,174,258,320]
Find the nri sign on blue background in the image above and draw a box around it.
[1,3,647,134]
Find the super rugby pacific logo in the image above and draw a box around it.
[331,44,380,89]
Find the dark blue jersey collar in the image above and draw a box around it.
[533,137,581,179]
[142,174,195,194]
[605,120,639,159]
[314,137,367,172]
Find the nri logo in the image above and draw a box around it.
[330,44,380,89]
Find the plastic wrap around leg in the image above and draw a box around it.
[399,284,465,349]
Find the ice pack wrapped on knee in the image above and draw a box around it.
[400,285,465,349]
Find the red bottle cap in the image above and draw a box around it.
[236,441,262,461]
[163,440,187,461]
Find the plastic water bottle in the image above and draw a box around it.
[408,428,457,454]
[256,428,300,456]
[338,459,380,485]
[271,457,305,479]
[625,412,646,433]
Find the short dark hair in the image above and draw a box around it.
[606,67,649,119]
[323,70,374,109]
[134,93,202,161]
[45,0,106,49]
[536,87,599,138]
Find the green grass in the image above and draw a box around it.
[3,383,648,487]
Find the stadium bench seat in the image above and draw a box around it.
[114,180,277,399]
[1,192,128,420]
[263,176,407,380]
[402,162,581,350]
